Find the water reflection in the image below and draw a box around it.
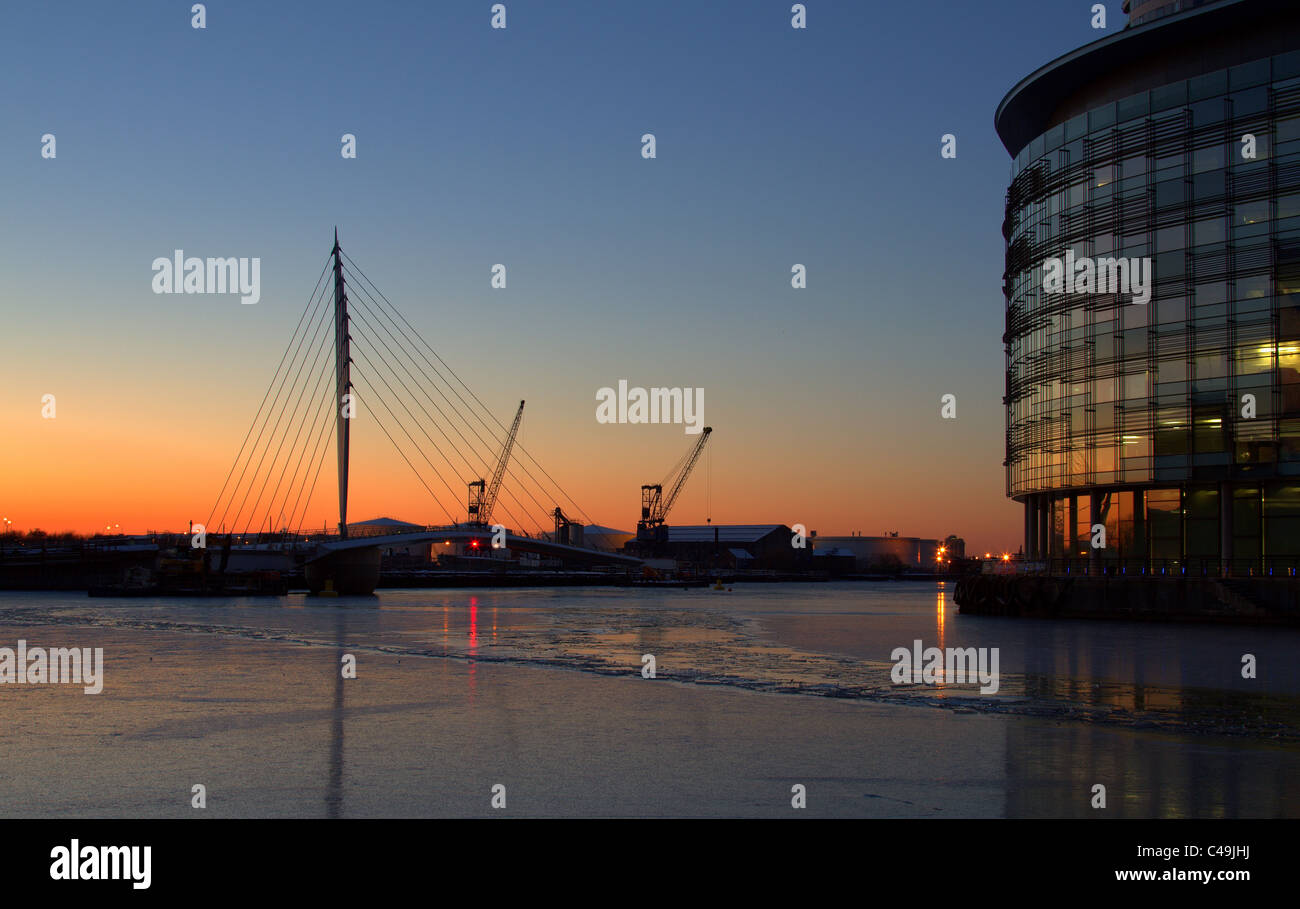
[936,583,946,683]
[1003,719,1300,817]
[468,597,478,701]
[2,585,1296,817]
[326,606,346,818]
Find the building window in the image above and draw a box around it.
[1147,489,1182,561]
[1184,486,1220,560]
[1264,482,1300,556]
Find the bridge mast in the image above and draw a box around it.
[332,229,351,539]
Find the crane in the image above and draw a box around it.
[636,427,712,542]
[468,400,525,526]
[553,506,582,546]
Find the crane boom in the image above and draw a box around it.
[660,427,711,519]
[482,400,525,525]
[637,427,712,540]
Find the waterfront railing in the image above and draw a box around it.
[1032,558,1300,578]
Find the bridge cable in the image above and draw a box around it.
[212,266,333,534]
[225,291,336,535]
[347,305,538,534]
[342,274,554,533]
[340,253,597,527]
[227,297,335,536]
[347,355,467,520]
[281,383,338,534]
[342,256,591,527]
[347,375,459,524]
[341,260,578,531]
[255,340,339,535]
[289,412,337,534]
[346,293,547,534]
[205,255,331,533]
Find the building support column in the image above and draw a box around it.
[1025,497,1037,559]
[1135,489,1147,571]
[1068,496,1079,567]
[1220,482,1234,577]
[1031,494,1042,559]
[1038,495,1050,563]
[1089,491,1103,575]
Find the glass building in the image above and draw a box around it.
[996,0,1300,572]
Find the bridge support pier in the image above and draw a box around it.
[305,547,381,596]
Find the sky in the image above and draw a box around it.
[0,1,1124,554]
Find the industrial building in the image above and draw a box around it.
[997,0,1300,570]
[811,534,960,572]
[345,517,431,559]
[580,525,635,552]
[626,524,811,571]
[346,517,424,537]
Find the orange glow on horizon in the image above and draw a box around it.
[0,381,1021,554]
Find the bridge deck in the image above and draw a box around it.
[309,529,642,566]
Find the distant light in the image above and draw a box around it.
[1002,554,1010,561]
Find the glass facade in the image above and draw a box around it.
[1002,46,1300,571]
[1124,0,1226,29]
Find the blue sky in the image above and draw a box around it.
[0,1,1121,550]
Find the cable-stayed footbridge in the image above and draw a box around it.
[202,232,639,593]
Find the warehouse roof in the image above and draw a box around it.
[663,525,787,543]
[348,517,424,532]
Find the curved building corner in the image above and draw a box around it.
[996,0,1300,572]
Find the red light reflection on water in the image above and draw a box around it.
[468,597,479,700]
[469,598,479,654]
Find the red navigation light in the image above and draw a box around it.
[470,539,480,548]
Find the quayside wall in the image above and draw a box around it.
[954,574,1300,625]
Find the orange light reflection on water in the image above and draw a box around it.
[468,598,478,701]
[936,582,947,688]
